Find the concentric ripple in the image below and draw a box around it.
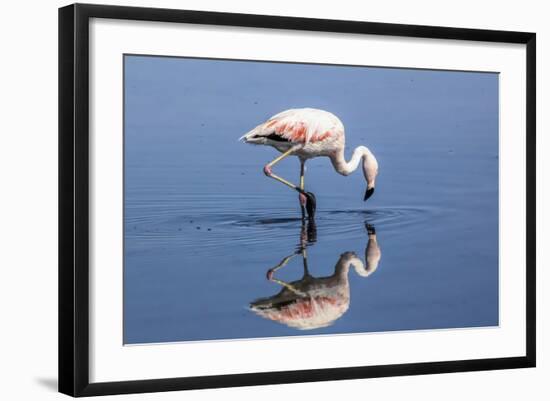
[125,195,444,254]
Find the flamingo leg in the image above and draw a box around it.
[299,160,307,218]
[263,148,316,218]
[300,160,305,189]
[263,147,304,193]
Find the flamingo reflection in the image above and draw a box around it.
[250,221,381,330]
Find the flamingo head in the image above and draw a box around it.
[362,150,379,201]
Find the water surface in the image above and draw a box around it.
[123,55,499,344]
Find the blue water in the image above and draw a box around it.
[123,55,499,344]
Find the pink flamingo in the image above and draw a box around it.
[241,108,379,218]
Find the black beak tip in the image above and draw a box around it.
[365,223,376,235]
[364,187,375,201]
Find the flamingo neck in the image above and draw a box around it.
[330,146,372,176]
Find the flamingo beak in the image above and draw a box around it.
[364,187,375,201]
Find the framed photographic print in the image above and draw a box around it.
[58,3,536,397]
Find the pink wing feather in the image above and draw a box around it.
[243,108,344,144]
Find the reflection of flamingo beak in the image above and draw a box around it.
[364,187,375,201]
[365,223,376,235]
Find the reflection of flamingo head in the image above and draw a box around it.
[348,232,381,278]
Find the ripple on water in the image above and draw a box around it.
[125,204,444,254]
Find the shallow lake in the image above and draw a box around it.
[123,56,499,344]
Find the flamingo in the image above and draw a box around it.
[240,108,379,219]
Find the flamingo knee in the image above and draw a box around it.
[263,165,273,176]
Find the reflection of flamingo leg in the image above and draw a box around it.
[301,248,310,277]
[266,251,300,280]
[266,251,308,296]
[268,277,307,297]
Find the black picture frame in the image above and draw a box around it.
[59,3,536,397]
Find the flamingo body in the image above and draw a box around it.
[241,108,345,160]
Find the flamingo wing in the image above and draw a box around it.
[241,108,344,144]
